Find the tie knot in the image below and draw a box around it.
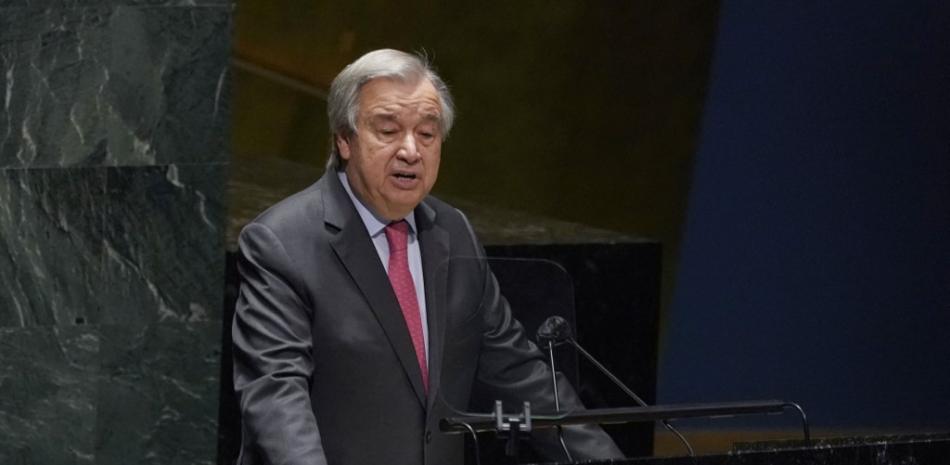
[384,220,410,252]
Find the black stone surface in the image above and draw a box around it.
[527,433,950,465]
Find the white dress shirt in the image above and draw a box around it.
[338,171,429,361]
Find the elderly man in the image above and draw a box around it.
[232,49,622,465]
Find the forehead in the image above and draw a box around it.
[358,78,442,117]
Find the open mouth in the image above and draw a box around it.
[393,173,417,180]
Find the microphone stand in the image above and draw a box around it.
[537,315,695,457]
[564,335,695,457]
[443,315,812,464]
[546,340,575,463]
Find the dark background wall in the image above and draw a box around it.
[660,0,950,434]
[230,0,950,456]
[229,1,721,311]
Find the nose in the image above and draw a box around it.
[396,133,421,163]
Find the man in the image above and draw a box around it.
[233,49,622,465]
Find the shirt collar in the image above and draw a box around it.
[338,171,417,237]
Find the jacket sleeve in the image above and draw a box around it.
[232,222,328,465]
[457,211,625,462]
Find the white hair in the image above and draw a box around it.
[325,49,455,170]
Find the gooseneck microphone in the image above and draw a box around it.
[536,315,573,344]
[537,315,695,458]
[537,316,575,462]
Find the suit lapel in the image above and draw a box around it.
[415,200,449,412]
[324,173,428,406]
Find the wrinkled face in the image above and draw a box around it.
[337,77,443,221]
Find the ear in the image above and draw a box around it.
[336,134,352,160]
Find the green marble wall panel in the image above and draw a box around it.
[0,1,231,464]
[0,323,222,464]
[0,325,99,464]
[100,164,226,326]
[0,6,230,167]
[94,322,220,465]
[0,164,225,328]
[0,1,230,8]
[0,168,106,327]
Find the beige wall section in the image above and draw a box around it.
[230,1,720,313]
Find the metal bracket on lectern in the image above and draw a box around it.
[492,400,532,458]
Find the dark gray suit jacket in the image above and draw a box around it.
[232,172,622,465]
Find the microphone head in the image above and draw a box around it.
[536,315,572,344]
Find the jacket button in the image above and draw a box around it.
[425,430,432,443]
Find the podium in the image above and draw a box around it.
[520,433,950,465]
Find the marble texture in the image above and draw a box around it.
[0,164,226,329]
[0,325,99,464]
[0,323,222,464]
[94,322,221,465]
[732,432,950,453]
[0,159,228,465]
[0,1,231,464]
[100,164,226,326]
[0,1,232,7]
[518,433,950,464]
[640,433,950,465]
[0,5,230,168]
[0,167,106,328]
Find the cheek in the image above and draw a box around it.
[425,145,442,171]
[426,156,441,186]
[363,147,391,179]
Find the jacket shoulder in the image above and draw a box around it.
[245,177,327,240]
[423,195,473,231]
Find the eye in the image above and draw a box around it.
[417,127,439,142]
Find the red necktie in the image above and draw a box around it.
[384,221,428,392]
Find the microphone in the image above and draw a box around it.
[536,315,572,345]
[536,315,695,458]
[536,315,575,462]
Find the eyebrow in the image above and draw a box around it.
[367,112,442,126]
[368,113,398,122]
[419,113,442,125]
